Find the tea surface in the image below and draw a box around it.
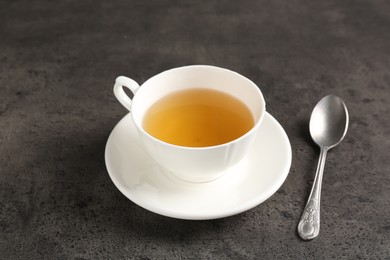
[143,88,254,147]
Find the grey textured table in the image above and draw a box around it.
[1,0,389,259]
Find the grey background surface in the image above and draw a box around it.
[1,0,389,259]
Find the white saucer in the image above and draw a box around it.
[105,112,292,220]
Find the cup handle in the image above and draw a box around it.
[113,76,140,111]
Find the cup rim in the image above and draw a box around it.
[131,65,266,151]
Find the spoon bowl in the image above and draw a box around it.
[310,95,349,149]
[297,95,349,240]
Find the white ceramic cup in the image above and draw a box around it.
[113,65,266,182]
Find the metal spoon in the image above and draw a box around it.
[297,95,349,240]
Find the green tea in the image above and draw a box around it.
[143,88,254,147]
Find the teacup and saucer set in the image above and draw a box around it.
[105,65,292,220]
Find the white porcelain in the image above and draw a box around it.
[113,65,266,182]
[105,112,292,220]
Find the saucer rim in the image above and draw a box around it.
[105,112,292,220]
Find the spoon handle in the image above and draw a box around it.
[298,147,328,240]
